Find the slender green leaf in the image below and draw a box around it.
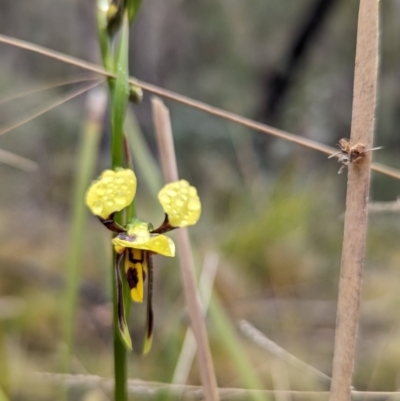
[63,88,104,374]
[125,0,143,23]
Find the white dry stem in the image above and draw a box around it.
[151,97,219,401]
[239,320,331,386]
[172,252,219,385]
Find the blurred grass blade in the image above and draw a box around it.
[0,149,38,172]
[0,80,104,138]
[125,110,162,195]
[210,296,266,401]
[0,386,10,401]
[0,75,99,106]
[125,0,143,23]
[63,87,107,373]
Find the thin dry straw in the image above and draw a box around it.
[0,148,38,172]
[0,74,99,106]
[0,80,105,137]
[329,1,379,401]
[238,320,331,386]
[152,97,219,401]
[172,252,219,385]
[0,34,399,180]
[34,372,400,400]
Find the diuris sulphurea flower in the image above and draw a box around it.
[86,168,201,353]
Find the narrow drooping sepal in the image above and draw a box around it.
[142,252,154,354]
[86,169,137,219]
[157,180,201,228]
[115,252,132,350]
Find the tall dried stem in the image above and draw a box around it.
[329,1,379,400]
[152,97,219,401]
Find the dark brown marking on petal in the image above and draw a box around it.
[118,232,137,242]
[128,250,143,264]
[126,267,139,289]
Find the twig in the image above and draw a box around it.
[151,97,219,401]
[0,34,399,180]
[34,372,400,400]
[238,320,331,387]
[329,2,379,401]
[172,252,219,385]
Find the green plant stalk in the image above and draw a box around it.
[63,91,103,375]
[109,12,131,401]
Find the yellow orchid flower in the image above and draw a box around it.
[85,168,200,354]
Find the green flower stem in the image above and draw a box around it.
[109,11,131,401]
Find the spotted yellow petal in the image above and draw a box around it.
[112,220,175,257]
[158,180,201,227]
[85,169,137,219]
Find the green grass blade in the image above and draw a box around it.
[63,88,105,374]
[125,0,143,23]
[125,110,162,195]
[210,295,267,401]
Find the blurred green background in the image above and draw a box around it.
[1,0,400,399]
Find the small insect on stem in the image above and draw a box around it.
[328,138,382,174]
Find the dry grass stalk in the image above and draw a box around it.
[329,1,379,401]
[0,34,399,180]
[151,97,219,401]
[0,80,104,137]
[172,252,219,385]
[239,320,331,386]
[0,148,38,172]
[34,372,400,401]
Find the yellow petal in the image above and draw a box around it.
[112,220,175,257]
[158,180,201,227]
[125,248,145,303]
[85,169,137,219]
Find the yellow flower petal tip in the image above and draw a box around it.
[158,180,201,227]
[112,220,175,257]
[86,168,137,219]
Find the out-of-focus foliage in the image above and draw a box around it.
[1,0,400,400]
